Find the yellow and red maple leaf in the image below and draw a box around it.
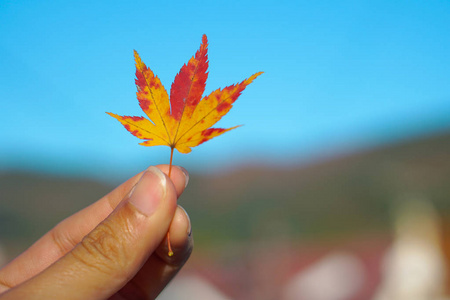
[107,35,261,256]
[107,34,262,156]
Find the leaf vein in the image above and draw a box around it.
[172,63,201,146]
[174,93,234,145]
[138,67,172,144]
[121,118,169,145]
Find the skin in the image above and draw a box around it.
[0,165,193,300]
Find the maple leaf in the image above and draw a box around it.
[107,34,262,165]
[107,35,262,256]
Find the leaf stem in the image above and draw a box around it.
[167,232,174,257]
[167,146,175,256]
[168,147,174,177]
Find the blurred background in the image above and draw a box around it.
[1,1,450,299]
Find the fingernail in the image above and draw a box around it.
[176,166,189,188]
[127,183,137,199]
[129,166,167,216]
[178,205,192,236]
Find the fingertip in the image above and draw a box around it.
[156,165,189,197]
[172,205,192,238]
[128,166,168,216]
[156,206,193,265]
[175,166,189,188]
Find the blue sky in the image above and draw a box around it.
[1,0,450,181]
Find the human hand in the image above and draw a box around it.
[0,165,193,299]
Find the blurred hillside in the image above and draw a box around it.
[1,129,450,261]
[185,129,450,250]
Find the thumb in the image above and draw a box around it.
[5,166,178,300]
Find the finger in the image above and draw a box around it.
[0,165,188,293]
[2,166,179,300]
[105,165,188,208]
[157,165,189,197]
[114,205,193,300]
